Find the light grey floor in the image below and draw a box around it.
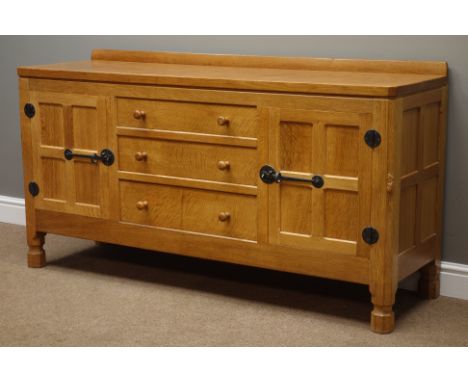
[1,222,467,346]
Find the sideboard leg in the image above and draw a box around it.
[418,261,440,299]
[27,232,46,268]
[370,304,395,334]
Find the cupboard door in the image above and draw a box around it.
[29,92,109,218]
[267,108,373,257]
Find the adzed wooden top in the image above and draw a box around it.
[17,49,448,97]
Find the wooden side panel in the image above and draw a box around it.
[422,102,441,168]
[401,108,419,176]
[398,185,417,252]
[398,88,446,280]
[420,176,438,241]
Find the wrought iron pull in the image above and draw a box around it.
[64,148,115,166]
[259,165,324,188]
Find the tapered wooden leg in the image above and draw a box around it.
[370,304,395,334]
[418,261,440,299]
[27,232,46,268]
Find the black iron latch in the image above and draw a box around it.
[64,148,115,166]
[259,165,324,188]
[24,103,35,118]
[28,181,39,197]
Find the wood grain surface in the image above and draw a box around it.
[18,50,448,97]
[18,49,449,334]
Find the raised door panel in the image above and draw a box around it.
[268,108,373,257]
[399,98,442,254]
[29,92,109,218]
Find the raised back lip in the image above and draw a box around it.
[91,49,448,76]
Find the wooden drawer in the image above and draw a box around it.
[116,97,258,138]
[119,181,257,241]
[118,136,257,186]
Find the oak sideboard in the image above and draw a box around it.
[17,49,448,333]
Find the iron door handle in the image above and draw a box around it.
[64,148,115,166]
[259,165,324,188]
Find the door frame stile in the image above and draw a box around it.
[268,107,281,245]
[368,98,400,333]
[257,106,270,244]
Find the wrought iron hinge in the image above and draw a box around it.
[362,227,379,244]
[364,130,381,148]
[28,181,39,197]
[24,103,35,118]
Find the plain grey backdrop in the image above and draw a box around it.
[0,36,466,264]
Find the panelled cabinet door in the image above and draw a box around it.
[267,108,374,257]
[29,92,109,218]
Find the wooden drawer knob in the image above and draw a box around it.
[133,110,146,120]
[217,116,229,126]
[136,200,148,210]
[217,160,230,170]
[135,151,148,161]
[218,212,231,222]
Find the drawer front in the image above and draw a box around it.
[118,136,257,186]
[119,181,257,241]
[116,98,258,138]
